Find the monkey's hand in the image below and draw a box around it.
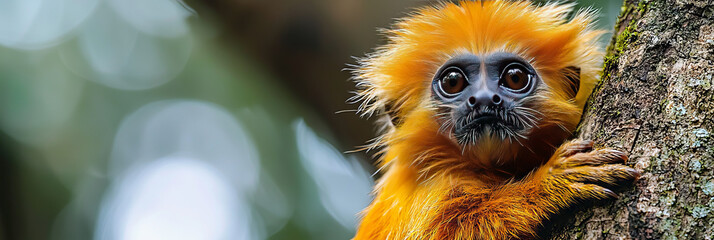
[536,139,640,205]
[426,140,640,239]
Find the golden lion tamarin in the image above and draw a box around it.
[351,1,640,239]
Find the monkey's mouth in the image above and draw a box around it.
[460,115,500,129]
[452,109,528,145]
[454,113,511,135]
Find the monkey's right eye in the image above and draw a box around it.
[439,68,467,96]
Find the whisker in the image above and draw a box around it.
[335,109,359,114]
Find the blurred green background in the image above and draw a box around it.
[0,0,622,239]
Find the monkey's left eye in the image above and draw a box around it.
[499,63,533,93]
[439,68,468,96]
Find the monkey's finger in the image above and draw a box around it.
[558,140,594,157]
[558,164,640,186]
[569,182,619,200]
[559,149,628,168]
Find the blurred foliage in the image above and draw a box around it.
[0,1,622,240]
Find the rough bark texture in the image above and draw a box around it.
[550,0,714,239]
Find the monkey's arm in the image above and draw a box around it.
[429,140,640,239]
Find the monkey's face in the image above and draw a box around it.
[354,1,603,166]
[431,53,542,146]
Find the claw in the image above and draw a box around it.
[629,168,642,180]
[559,140,594,157]
[570,183,619,200]
[602,187,619,199]
[558,164,639,185]
[558,148,628,168]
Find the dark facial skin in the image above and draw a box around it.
[431,53,541,145]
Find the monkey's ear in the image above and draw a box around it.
[562,66,580,100]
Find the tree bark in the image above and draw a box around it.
[550,0,714,239]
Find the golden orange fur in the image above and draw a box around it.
[352,1,639,239]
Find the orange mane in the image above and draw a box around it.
[353,1,605,239]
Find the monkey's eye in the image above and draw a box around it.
[499,63,532,93]
[439,68,467,95]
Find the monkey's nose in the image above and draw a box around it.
[467,91,502,109]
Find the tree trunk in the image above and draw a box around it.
[550,0,714,239]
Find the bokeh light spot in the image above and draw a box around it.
[293,119,373,230]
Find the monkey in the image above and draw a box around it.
[350,1,640,239]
